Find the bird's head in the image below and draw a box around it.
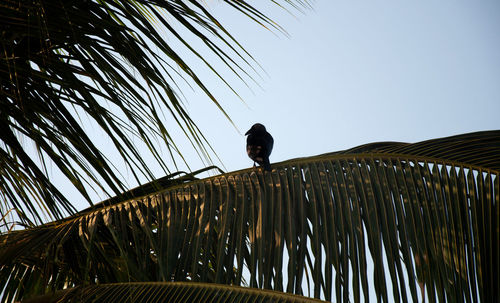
[245,123,267,135]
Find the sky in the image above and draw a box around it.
[63,0,500,208]
[171,0,500,172]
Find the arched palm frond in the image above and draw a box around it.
[0,0,310,225]
[1,131,498,302]
[22,282,327,303]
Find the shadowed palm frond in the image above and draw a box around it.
[1,131,498,302]
[0,0,311,225]
[22,282,327,303]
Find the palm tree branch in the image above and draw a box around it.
[22,282,327,303]
[1,131,498,302]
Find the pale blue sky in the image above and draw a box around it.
[171,0,500,173]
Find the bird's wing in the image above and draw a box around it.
[267,133,274,154]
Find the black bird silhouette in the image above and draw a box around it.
[245,123,274,171]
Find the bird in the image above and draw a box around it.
[245,123,274,171]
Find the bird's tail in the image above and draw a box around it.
[262,157,271,172]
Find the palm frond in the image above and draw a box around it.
[1,131,498,302]
[0,0,310,225]
[22,282,327,303]
[337,130,500,171]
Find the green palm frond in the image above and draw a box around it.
[0,0,310,225]
[23,282,327,303]
[1,131,499,302]
[338,130,500,171]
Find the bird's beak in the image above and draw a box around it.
[245,129,250,135]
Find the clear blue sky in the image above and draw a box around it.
[69,0,500,207]
[172,0,500,171]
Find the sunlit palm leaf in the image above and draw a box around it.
[1,131,498,302]
[0,0,309,225]
[22,282,327,303]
